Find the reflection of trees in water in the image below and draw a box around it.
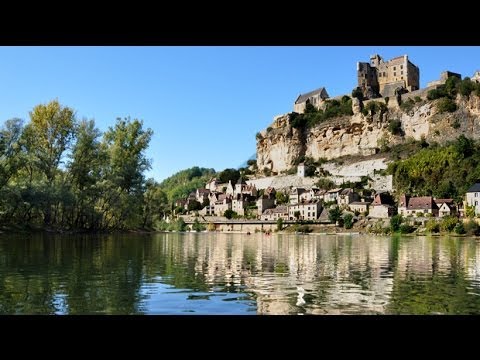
[387,236,480,314]
[1,233,480,314]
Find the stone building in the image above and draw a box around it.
[471,71,480,83]
[293,87,329,113]
[465,183,480,215]
[357,54,420,98]
[427,71,462,87]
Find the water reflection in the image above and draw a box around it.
[0,233,479,314]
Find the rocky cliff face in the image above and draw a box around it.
[256,94,480,174]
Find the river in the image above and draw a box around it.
[0,232,479,314]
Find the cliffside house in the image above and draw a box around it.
[349,201,369,214]
[369,193,395,218]
[288,200,322,221]
[293,87,329,113]
[465,183,480,215]
[337,188,360,207]
[262,206,289,221]
[290,187,307,205]
[434,198,456,218]
[398,195,438,217]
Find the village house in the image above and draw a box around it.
[234,178,257,197]
[288,200,322,221]
[324,188,343,203]
[262,206,289,221]
[369,193,395,218]
[349,201,369,214]
[213,194,232,216]
[196,188,210,205]
[199,205,215,216]
[398,195,438,217]
[256,187,276,215]
[232,193,256,216]
[205,178,220,192]
[337,188,359,208]
[290,187,307,205]
[465,183,480,215]
[434,198,456,218]
[293,87,329,114]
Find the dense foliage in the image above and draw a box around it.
[0,100,157,231]
[387,135,480,201]
[290,96,353,129]
[159,166,215,204]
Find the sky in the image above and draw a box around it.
[1,46,480,182]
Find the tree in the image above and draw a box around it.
[275,191,289,204]
[101,117,153,229]
[192,218,206,232]
[0,118,24,189]
[276,218,283,231]
[328,206,342,223]
[224,209,236,219]
[27,100,76,184]
[25,100,76,225]
[188,200,202,211]
[390,214,403,232]
[343,213,353,229]
[218,168,240,184]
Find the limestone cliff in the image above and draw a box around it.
[256,94,480,174]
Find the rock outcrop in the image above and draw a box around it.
[256,94,480,174]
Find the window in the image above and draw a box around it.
[476,201,478,206]
[383,72,386,77]
[394,66,396,70]
[401,76,404,80]
[379,73,381,77]
[308,212,310,217]
[401,65,403,69]
[476,193,478,197]
[401,71,403,75]
[394,72,396,76]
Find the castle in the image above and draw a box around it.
[357,54,420,98]
[293,54,421,113]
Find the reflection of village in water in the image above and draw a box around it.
[158,233,480,314]
[1,233,480,314]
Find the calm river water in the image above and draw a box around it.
[1,232,480,314]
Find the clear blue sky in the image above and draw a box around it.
[1,46,479,181]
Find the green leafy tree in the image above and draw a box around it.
[343,213,353,229]
[192,218,206,232]
[275,191,289,205]
[328,206,342,223]
[218,168,240,184]
[276,218,283,231]
[390,214,403,232]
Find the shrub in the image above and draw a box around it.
[437,97,457,113]
[465,220,480,236]
[343,213,354,229]
[224,209,236,219]
[192,218,206,232]
[328,206,342,223]
[266,126,273,133]
[256,132,263,140]
[399,224,413,234]
[454,222,466,234]
[400,98,415,113]
[352,87,364,100]
[390,214,403,232]
[440,215,458,232]
[276,218,283,231]
[388,119,402,135]
[452,119,461,129]
[414,96,422,103]
[425,219,439,233]
[427,87,447,100]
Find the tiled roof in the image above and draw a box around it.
[407,196,437,210]
[466,183,480,192]
[295,87,328,104]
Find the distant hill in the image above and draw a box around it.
[159,166,216,203]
